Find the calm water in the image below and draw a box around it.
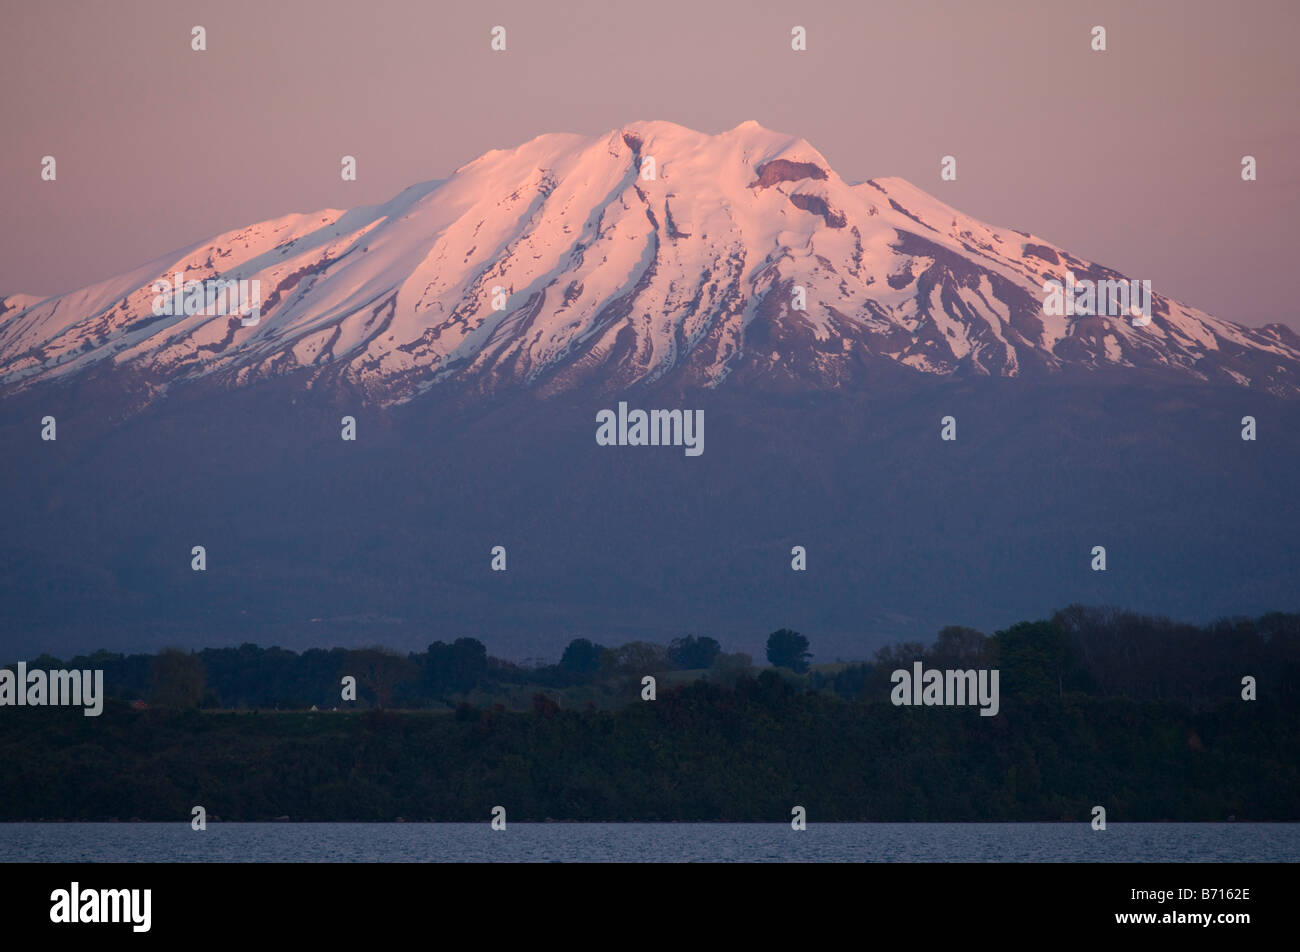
[1,823,1294,862]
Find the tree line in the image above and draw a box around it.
[7,604,1298,712]
[1,658,1295,821]
[2,604,1297,821]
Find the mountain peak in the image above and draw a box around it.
[3,123,1299,406]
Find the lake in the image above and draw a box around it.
[1,822,1294,862]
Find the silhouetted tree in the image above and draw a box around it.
[559,638,605,676]
[668,635,722,669]
[604,641,671,676]
[424,638,489,695]
[150,647,206,709]
[350,647,416,709]
[928,626,987,667]
[766,629,811,672]
[988,621,1071,702]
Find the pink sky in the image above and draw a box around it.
[2,0,1296,327]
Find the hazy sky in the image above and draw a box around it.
[2,0,1296,327]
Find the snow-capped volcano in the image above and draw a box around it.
[4,119,1299,404]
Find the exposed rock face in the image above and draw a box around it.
[750,158,829,189]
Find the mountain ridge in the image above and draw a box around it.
[4,120,1299,407]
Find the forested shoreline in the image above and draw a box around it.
[2,605,1296,821]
